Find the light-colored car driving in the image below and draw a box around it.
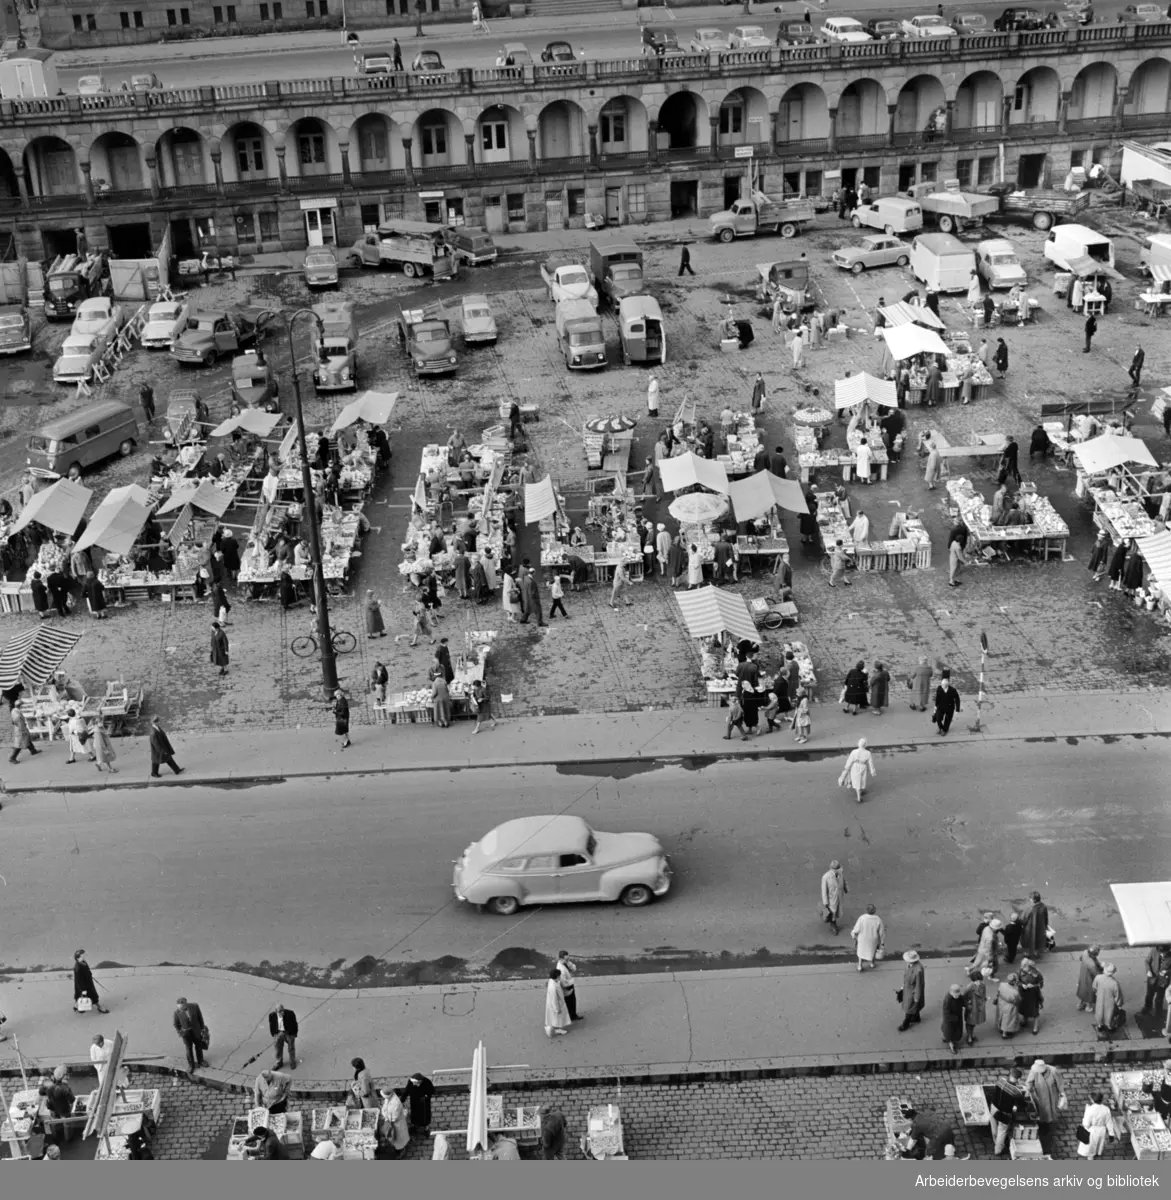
[730,24,771,47]
[54,333,106,384]
[689,27,734,52]
[951,12,988,30]
[460,293,498,345]
[140,298,189,349]
[303,247,339,289]
[902,14,957,35]
[452,815,672,914]
[832,234,911,274]
[71,296,124,342]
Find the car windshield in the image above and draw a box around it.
[0,313,24,328]
[612,265,641,280]
[234,367,266,384]
[150,304,181,320]
[47,277,77,295]
[990,254,1017,265]
[27,436,49,451]
[306,252,334,266]
[417,329,445,343]
[561,269,588,285]
[64,336,96,352]
[739,26,764,35]
[569,330,598,346]
[465,306,490,320]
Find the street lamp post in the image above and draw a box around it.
[282,306,338,699]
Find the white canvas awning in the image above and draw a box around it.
[878,300,945,331]
[73,493,151,556]
[209,410,283,438]
[11,477,92,536]
[157,480,234,518]
[674,585,757,643]
[1066,254,1124,281]
[728,470,809,521]
[1137,530,1171,589]
[523,474,558,525]
[1110,882,1171,945]
[834,373,898,410]
[881,323,950,361]
[1072,432,1157,475]
[1149,264,1171,285]
[658,451,730,495]
[329,390,398,434]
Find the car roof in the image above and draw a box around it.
[462,293,490,306]
[695,27,722,33]
[37,400,134,436]
[619,295,663,319]
[477,815,591,860]
[502,41,528,50]
[76,297,111,310]
[978,238,1015,252]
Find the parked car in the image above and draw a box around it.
[540,39,576,61]
[140,297,189,349]
[496,42,532,66]
[866,17,904,38]
[411,50,444,71]
[730,24,772,47]
[688,27,734,52]
[902,14,957,35]
[460,293,498,346]
[821,16,872,40]
[171,305,275,366]
[230,349,279,412]
[776,20,821,44]
[832,234,911,274]
[303,247,339,289]
[71,297,124,342]
[53,333,106,385]
[540,261,598,307]
[130,72,163,91]
[452,815,672,914]
[1120,2,1163,19]
[641,26,681,54]
[1047,10,1082,27]
[994,6,1044,27]
[951,12,988,31]
[77,75,107,95]
[362,53,393,74]
[975,238,1027,289]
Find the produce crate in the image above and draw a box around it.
[1010,1138,1045,1159]
[311,1107,348,1141]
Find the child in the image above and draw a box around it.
[470,678,497,734]
[761,689,781,733]
[793,688,811,744]
[722,696,746,740]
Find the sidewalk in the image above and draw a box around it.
[1,950,1164,1091]
[2,689,1169,794]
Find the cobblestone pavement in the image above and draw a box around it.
[2,210,1168,733]
[59,1064,1145,1160]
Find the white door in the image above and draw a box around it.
[480,120,509,164]
[320,208,336,246]
[305,208,323,247]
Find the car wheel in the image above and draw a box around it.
[851,261,865,274]
[119,438,135,457]
[68,462,83,478]
[780,222,798,239]
[620,884,653,908]
[897,254,909,267]
[718,228,735,244]
[938,215,955,233]
[348,255,363,269]
[202,351,214,366]
[851,215,862,228]
[403,261,417,278]
[487,896,520,916]
[1033,212,1053,231]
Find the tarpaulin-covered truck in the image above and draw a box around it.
[905,181,1000,234]
[709,190,817,242]
[555,298,607,371]
[43,253,107,322]
[589,240,645,308]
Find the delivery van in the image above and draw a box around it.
[1042,223,1114,273]
[851,196,923,235]
[27,400,138,476]
[909,232,977,293]
[446,228,497,267]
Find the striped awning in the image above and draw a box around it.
[524,474,559,525]
[834,372,898,410]
[878,301,945,331]
[1137,530,1171,589]
[0,624,84,690]
[674,585,757,644]
[1149,264,1171,285]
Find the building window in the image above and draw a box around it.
[120,11,130,27]
[423,200,443,223]
[74,13,83,29]
[213,5,223,20]
[567,188,585,218]
[298,133,326,166]
[977,155,996,186]
[507,192,525,222]
[195,216,217,240]
[305,0,314,14]
[259,2,268,16]
[446,198,464,225]
[719,105,743,136]
[627,184,646,215]
[258,210,279,240]
[180,7,190,21]
[804,169,822,197]
[167,8,177,21]
[481,123,507,153]
[318,0,327,11]
[421,125,447,156]
[272,1,281,14]
[600,111,625,144]
[358,125,387,162]
[236,137,265,175]
[955,158,973,188]
[227,4,236,17]
[360,203,381,231]
[919,161,937,183]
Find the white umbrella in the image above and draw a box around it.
[668,491,729,524]
[466,1040,488,1156]
[329,390,398,435]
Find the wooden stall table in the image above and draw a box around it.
[932,431,1006,461]
[0,581,33,614]
[1139,292,1171,318]
[387,690,434,725]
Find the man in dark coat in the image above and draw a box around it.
[667,536,686,587]
[770,445,788,479]
[998,435,1021,486]
[268,1004,299,1070]
[517,559,544,626]
[30,570,50,619]
[1129,345,1145,389]
[982,293,995,328]
[73,950,108,1012]
[149,716,183,778]
[47,569,69,617]
[173,997,207,1071]
[678,245,695,277]
[1019,892,1049,958]
[210,621,229,676]
[933,675,961,735]
[1084,312,1097,353]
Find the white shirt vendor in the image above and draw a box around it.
[310,1138,343,1160]
[261,472,280,505]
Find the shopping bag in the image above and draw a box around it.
[200,1025,211,1050]
[75,997,93,1013]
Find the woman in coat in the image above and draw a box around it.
[898,950,925,1032]
[842,661,869,715]
[66,708,95,764]
[1087,530,1111,581]
[971,918,1004,976]
[1076,945,1103,1011]
[994,974,1023,1038]
[350,1059,377,1109]
[380,1089,410,1153]
[798,488,819,545]
[963,966,990,1046]
[1092,963,1124,1032]
[431,675,452,728]
[1025,1059,1064,1125]
[869,662,890,715]
[501,572,519,623]
[544,968,570,1038]
[1122,542,1145,595]
[838,738,875,804]
[9,701,37,764]
[1078,1091,1117,1160]
[667,536,686,587]
[83,574,108,619]
[909,657,933,712]
[90,720,118,774]
[1106,538,1129,590]
[941,984,965,1054]
[452,549,471,601]
[365,590,386,637]
[1017,957,1044,1034]
[923,441,942,490]
[210,621,229,677]
[333,689,351,750]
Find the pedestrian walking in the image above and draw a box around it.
[403,1072,435,1131]
[932,674,961,735]
[791,328,805,370]
[65,707,95,763]
[988,1068,1028,1155]
[518,560,545,626]
[90,719,118,774]
[841,660,867,713]
[963,966,990,1046]
[173,996,208,1072]
[8,699,39,764]
[556,951,583,1021]
[868,662,890,715]
[73,950,108,1013]
[1093,962,1124,1033]
[923,437,942,491]
[392,37,403,69]
[371,660,389,705]
[1143,944,1171,1017]
[792,686,811,743]
[548,571,569,620]
[897,950,925,1032]
[850,904,884,971]
[1075,945,1103,1012]
[819,859,846,935]
[1025,1058,1065,1135]
[413,0,424,35]
[1088,529,1111,581]
[149,716,183,777]
[1017,957,1045,1034]
[333,689,351,749]
[210,620,229,677]
[365,590,387,637]
[982,293,994,328]
[91,1034,129,1098]
[908,656,932,711]
[350,1058,378,1109]
[1019,891,1048,958]
[970,918,1004,977]
[430,673,451,728]
[751,372,767,414]
[1084,312,1097,353]
[469,678,497,734]
[254,1069,293,1115]
[993,337,1009,379]
[1129,345,1145,389]
[269,1003,298,1069]
[994,973,1023,1038]
[1078,1091,1118,1160]
[948,536,967,588]
[646,373,660,417]
[609,559,634,608]
[941,983,964,1054]
[544,969,570,1037]
[30,570,50,619]
[139,383,156,422]
[210,579,230,627]
[838,737,875,803]
[677,245,695,276]
[828,539,852,588]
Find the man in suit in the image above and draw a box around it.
[269,1003,298,1070]
[173,996,207,1072]
[149,716,183,779]
[73,949,108,1013]
[932,674,962,736]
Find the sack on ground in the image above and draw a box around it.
[895,988,904,1004]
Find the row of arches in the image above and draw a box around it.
[2,57,1168,199]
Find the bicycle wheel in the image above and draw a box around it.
[761,611,784,630]
[290,635,317,658]
[331,630,357,654]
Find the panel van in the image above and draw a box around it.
[1042,223,1114,273]
[26,400,139,476]
[910,232,977,293]
[851,197,923,235]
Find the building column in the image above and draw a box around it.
[1111,86,1126,130]
[145,154,161,199]
[1058,90,1071,134]
[1001,94,1012,136]
[210,149,225,197]
[768,110,778,155]
[709,114,720,158]
[827,106,838,153]
[885,104,897,148]
[464,133,476,167]
[588,123,598,165]
[527,129,537,170]
[401,137,415,184]
[274,145,288,192]
[338,141,352,186]
[13,165,30,210]
[79,159,94,206]
[648,120,659,163]
[944,100,955,140]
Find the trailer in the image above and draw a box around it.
[905,181,1000,234]
[984,184,1090,231]
[0,259,29,307]
[108,227,172,302]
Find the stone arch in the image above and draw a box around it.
[155,126,208,189]
[658,90,709,150]
[596,94,648,156]
[1124,57,1169,117]
[476,102,526,164]
[23,135,80,198]
[894,74,946,137]
[349,112,403,174]
[954,70,1004,132]
[537,99,586,160]
[1069,62,1118,121]
[836,78,887,138]
[717,86,768,147]
[414,107,462,169]
[777,82,828,144]
[1009,65,1061,126]
[221,120,277,183]
[89,130,144,193]
[288,116,340,177]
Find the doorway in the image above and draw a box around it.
[840,166,858,191]
[169,218,197,258]
[723,175,742,209]
[605,187,621,224]
[41,227,79,259]
[897,162,917,191]
[304,207,336,247]
[106,222,152,258]
[669,180,698,219]
[1018,153,1048,189]
[483,197,504,233]
[545,192,563,230]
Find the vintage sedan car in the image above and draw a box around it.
[776,20,821,44]
[71,296,124,342]
[993,5,1044,27]
[976,238,1027,289]
[303,247,339,289]
[540,39,576,61]
[902,14,957,35]
[540,262,598,307]
[730,24,772,47]
[820,16,871,41]
[1120,2,1163,19]
[866,17,904,38]
[452,815,672,914]
[641,26,681,54]
[832,234,911,274]
[130,72,164,91]
[53,333,106,385]
[460,293,498,345]
[688,27,734,52]
[496,42,533,66]
[411,50,445,71]
[951,12,988,31]
[229,349,279,412]
[140,297,189,349]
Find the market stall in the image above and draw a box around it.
[953,1083,1043,1159]
[1109,882,1171,945]
[878,301,946,331]
[583,415,636,474]
[727,470,802,569]
[716,411,764,479]
[10,477,92,540]
[1110,1070,1171,1159]
[73,489,152,559]
[1065,254,1125,316]
[0,625,84,723]
[881,325,992,406]
[1136,531,1171,620]
[815,488,931,571]
[384,630,494,724]
[308,1107,376,1159]
[226,1108,306,1160]
[945,477,1069,561]
[658,451,731,496]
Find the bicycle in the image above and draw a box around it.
[290,626,357,658]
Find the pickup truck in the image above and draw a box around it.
[590,240,645,308]
[555,298,607,371]
[905,181,1000,234]
[540,261,598,307]
[984,183,1090,231]
[170,305,275,367]
[709,190,817,242]
[397,308,457,377]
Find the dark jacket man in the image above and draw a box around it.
[268,1007,298,1038]
[933,680,962,735]
[173,997,207,1070]
[149,718,182,777]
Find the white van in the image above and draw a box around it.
[910,232,976,293]
[1042,223,1114,272]
[852,197,923,235]
[1140,232,1171,276]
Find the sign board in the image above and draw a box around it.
[734,146,754,159]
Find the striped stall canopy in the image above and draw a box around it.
[673,585,757,644]
[878,301,945,331]
[834,372,898,411]
[1137,530,1171,590]
[0,624,84,691]
[1149,264,1171,285]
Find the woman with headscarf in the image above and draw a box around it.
[544,968,570,1038]
[1106,537,1129,591]
[909,656,933,712]
[850,903,884,971]
[1075,945,1103,1012]
[1092,962,1124,1033]
[970,918,1004,976]
[90,719,118,775]
[1122,540,1146,595]
[838,738,875,804]
[869,662,890,716]
[897,951,925,1032]
[430,673,452,729]
[941,983,965,1054]
[350,1058,377,1109]
[962,966,990,1046]
[1017,957,1044,1034]
[82,573,108,620]
[841,661,869,716]
[1025,1058,1065,1127]
[1078,1090,1117,1160]
[994,973,1023,1038]
[364,590,386,638]
[993,337,1009,379]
